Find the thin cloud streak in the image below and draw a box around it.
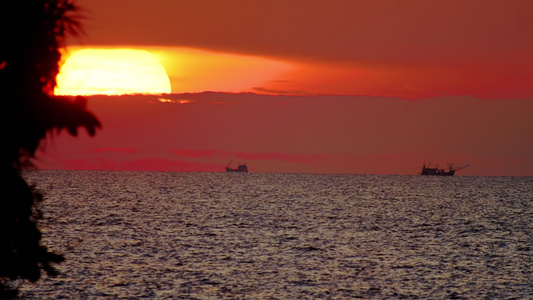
[171,149,326,165]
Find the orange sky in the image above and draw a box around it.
[38,93,533,175]
[41,1,533,175]
[68,0,533,99]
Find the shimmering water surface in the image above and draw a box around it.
[19,171,532,299]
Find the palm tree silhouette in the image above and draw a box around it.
[0,0,100,297]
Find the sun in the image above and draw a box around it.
[54,49,171,96]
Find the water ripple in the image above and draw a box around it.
[19,171,533,299]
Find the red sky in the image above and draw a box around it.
[41,1,533,175]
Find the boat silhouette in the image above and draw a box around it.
[420,162,470,176]
[225,161,248,173]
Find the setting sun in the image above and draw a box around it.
[55,49,171,96]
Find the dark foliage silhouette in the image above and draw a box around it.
[0,0,100,297]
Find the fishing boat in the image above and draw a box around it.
[420,162,470,176]
[225,161,248,173]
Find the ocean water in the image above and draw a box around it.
[18,171,532,299]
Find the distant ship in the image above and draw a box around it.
[226,161,248,173]
[420,162,470,176]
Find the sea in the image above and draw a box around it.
[16,170,532,299]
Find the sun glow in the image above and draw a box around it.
[55,49,171,95]
[148,47,293,94]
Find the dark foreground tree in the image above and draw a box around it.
[0,0,100,297]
